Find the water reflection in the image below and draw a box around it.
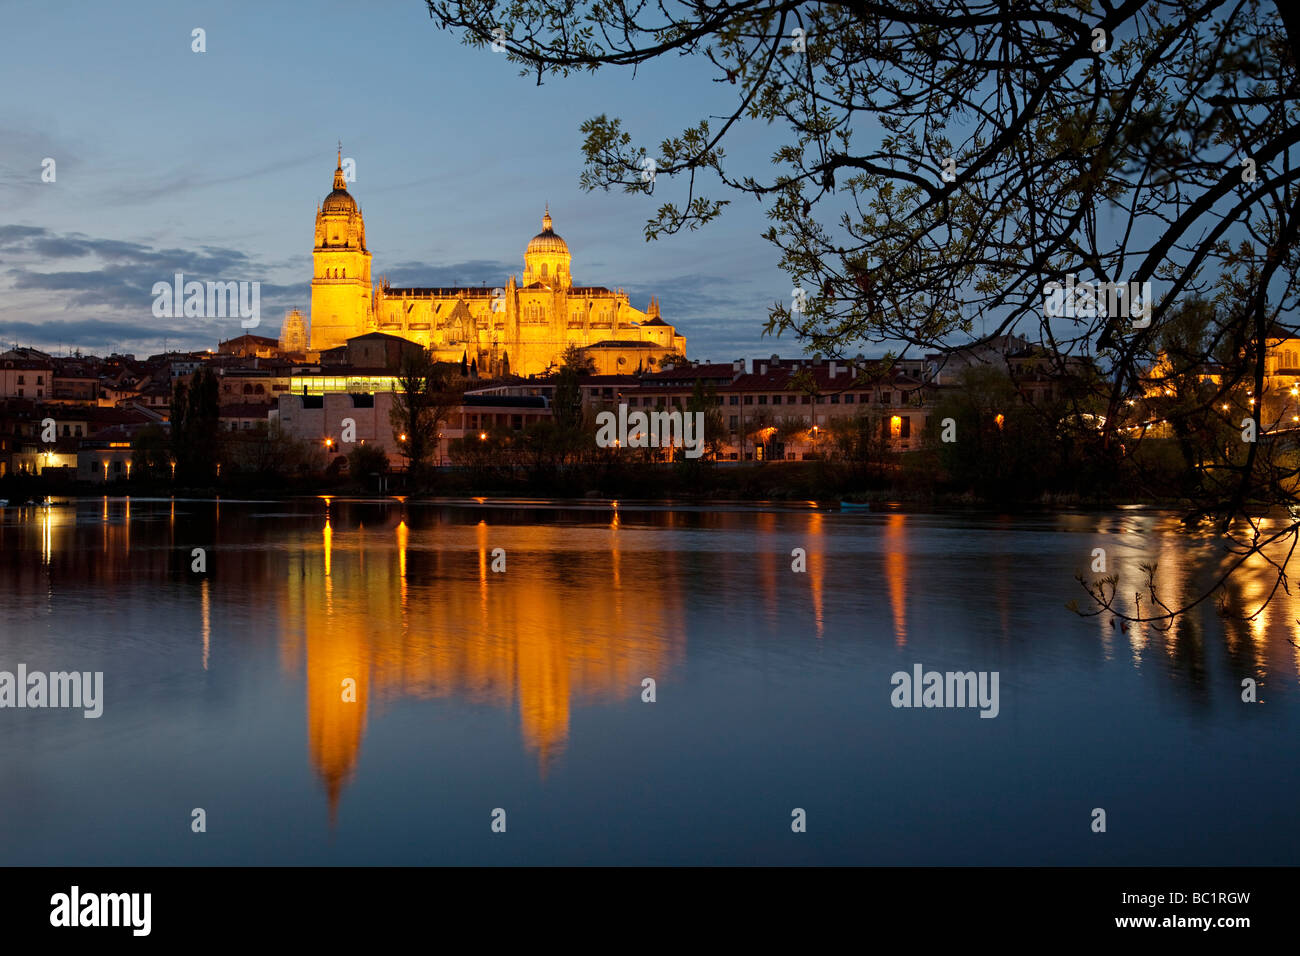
[3,499,1299,830]
[283,504,687,816]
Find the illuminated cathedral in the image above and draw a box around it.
[306,152,686,375]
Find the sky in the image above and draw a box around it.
[0,0,795,362]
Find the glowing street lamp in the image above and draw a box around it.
[479,432,487,441]
[994,413,1005,430]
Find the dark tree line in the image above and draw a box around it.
[424,0,1300,624]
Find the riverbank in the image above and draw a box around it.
[0,463,1212,514]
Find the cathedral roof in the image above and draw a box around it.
[526,206,569,255]
[322,149,357,214]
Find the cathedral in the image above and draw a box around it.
[304,152,687,375]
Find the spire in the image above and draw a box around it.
[542,204,552,232]
[333,144,347,190]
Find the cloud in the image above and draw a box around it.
[379,258,517,288]
[0,224,311,352]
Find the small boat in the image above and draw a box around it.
[839,500,871,511]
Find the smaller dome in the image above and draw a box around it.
[526,207,569,256]
[321,148,357,214]
[322,188,357,214]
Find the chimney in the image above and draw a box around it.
[828,361,838,379]
[759,362,767,375]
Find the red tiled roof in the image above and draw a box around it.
[641,363,737,381]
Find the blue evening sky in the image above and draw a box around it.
[0,0,794,361]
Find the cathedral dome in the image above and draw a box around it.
[322,150,357,214]
[526,208,568,255]
[322,188,357,214]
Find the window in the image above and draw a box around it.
[17,375,24,384]
[830,394,840,404]
[881,391,892,405]
[75,426,82,437]
[744,395,753,405]
[36,375,43,384]
[63,425,70,436]
[845,393,855,404]
[758,395,768,405]
[729,415,739,431]
[729,395,738,405]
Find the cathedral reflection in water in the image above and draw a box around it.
[281,502,687,819]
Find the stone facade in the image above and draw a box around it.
[307,154,686,375]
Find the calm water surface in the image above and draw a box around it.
[0,498,1296,865]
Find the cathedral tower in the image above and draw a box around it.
[522,206,572,289]
[310,150,373,350]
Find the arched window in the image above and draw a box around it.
[541,263,548,277]
[341,269,345,278]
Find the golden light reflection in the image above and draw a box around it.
[285,517,685,815]
[808,511,824,638]
[477,519,489,615]
[201,578,211,671]
[323,515,333,578]
[884,513,907,646]
[396,520,408,580]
